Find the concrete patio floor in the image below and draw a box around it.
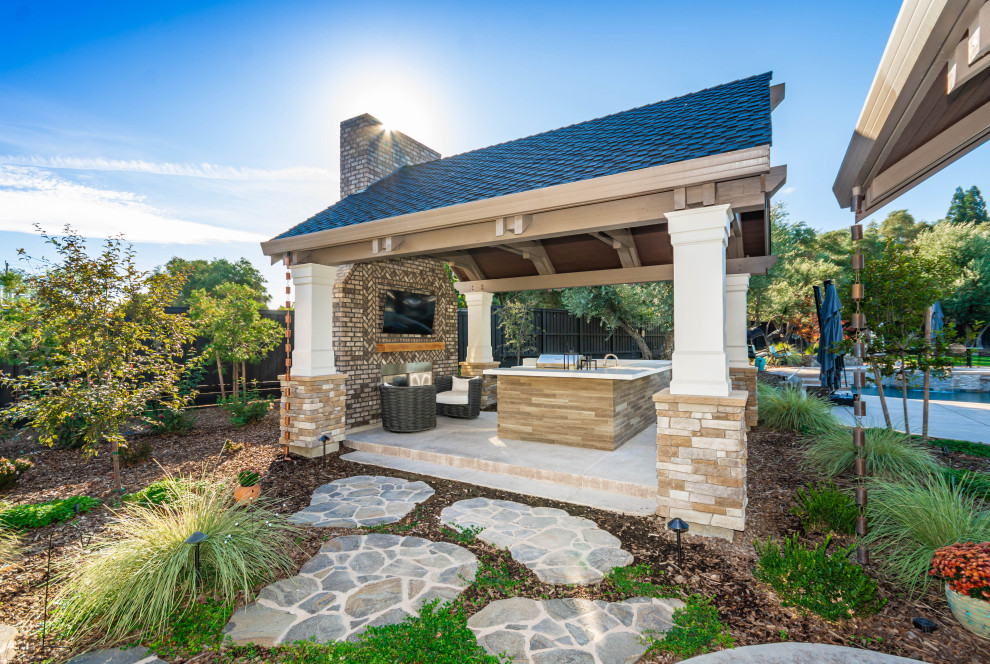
[341,412,659,515]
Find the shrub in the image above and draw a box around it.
[0,457,33,491]
[119,440,152,466]
[640,595,734,658]
[237,469,260,487]
[218,388,273,427]
[864,472,990,594]
[123,480,178,507]
[144,405,195,435]
[753,534,885,620]
[52,474,297,644]
[931,541,990,601]
[0,528,21,565]
[0,495,99,529]
[791,481,857,535]
[757,383,836,433]
[804,426,940,479]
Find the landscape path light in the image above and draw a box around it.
[185,531,209,588]
[667,518,688,567]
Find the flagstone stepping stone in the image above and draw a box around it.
[66,647,165,664]
[224,534,477,646]
[288,475,434,528]
[440,498,633,585]
[468,596,684,664]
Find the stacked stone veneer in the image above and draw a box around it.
[340,114,440,198]
[654,388,748,538]
[281,374,347,458]
[458,361,499,408]
[730,367,758,428]
[333,257,459,428]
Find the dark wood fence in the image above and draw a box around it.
[457,307,668,367]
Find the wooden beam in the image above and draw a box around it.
[455,255,777,293]
[603,229,642,268]
[510,240,555,275]
[439,251,485,280]
[589,232,615,248]
[673,187,686,210]
[770,83,785,111]
[762,165,787,197]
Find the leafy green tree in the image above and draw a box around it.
[189,283,282,400]
[915,221,990,337]
[0,229,196,491]
[874,210,928,244]
[559,283,672,359]
[946,186,989,225]
[498,300,537,366]
[162,257,269,306]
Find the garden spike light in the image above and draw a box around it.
[185,531,209,588]
[667,518,688,567]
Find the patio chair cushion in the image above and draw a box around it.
[452,376,472,392]
[436,392,470,406]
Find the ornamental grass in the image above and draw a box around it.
[804,425,940,480]
[864,472,990,596]
[0,528,21,566]
[756,383,836,433]
[52,473,297,645]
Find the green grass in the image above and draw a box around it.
[754,534,885,621]
[790,481,857,535]
[757,383,837,433]
[864,472,990,595]
[804,426,940,479]
[0,495,100,529]
[253,599,506,664]
[602,563,677,598]
[51,474,298,645]
[640,595,734,659]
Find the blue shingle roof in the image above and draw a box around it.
[275,73,773,240]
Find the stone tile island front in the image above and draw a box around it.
[485,362,671,451]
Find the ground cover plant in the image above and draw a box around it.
[640,595,733,659]
[51,474,297,644]
[864,472,990,595]
[754,534,886,621]
[790,481,857,535]
[602,563,676,599]
[920,433,990,458]
[756,383,836,433]
[805,425,940,479]
[0,495,99,529]
[122,479,180,507]
[143,597,233,659]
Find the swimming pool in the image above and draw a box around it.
[850,386,990,404]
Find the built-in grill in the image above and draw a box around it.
[535,354,585,369]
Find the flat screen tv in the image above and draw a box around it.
[382,290,436,335]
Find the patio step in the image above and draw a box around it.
[340,450,659,516]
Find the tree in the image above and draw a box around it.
[498,300,537,366]
[559,283,673,359]
[946,186,988,225]
[161,257,269,306]
[189,283,282,400]
[914,221,990,337]
[0,229,196,491]
[875,210,928,244]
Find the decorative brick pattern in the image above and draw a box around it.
[654,388,748,537]
[497,371,670,450]
[333,257,459,428]
[340,114,440,199]
[280,373,347,458]
[458,362,499,407]
[730,367,758,428]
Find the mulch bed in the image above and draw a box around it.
[2,409,990,663]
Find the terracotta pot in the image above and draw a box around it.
[946,586,990,639]
[234,483,261,503]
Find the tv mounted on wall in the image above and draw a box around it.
[382,290,436,335]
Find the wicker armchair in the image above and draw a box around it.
[434,375,482,419]
[379,383,437,433]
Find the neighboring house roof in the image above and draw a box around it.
[275,72,773,240]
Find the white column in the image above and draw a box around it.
[464,291,494,363]
[290,263,338,377]
[726,273,750,369]
[667,204,733,397]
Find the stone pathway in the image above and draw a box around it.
[224,534,477,646]
[66,647,165,664]
[680,642,926,663]
[440,498,632,585]
[468,596,684,664]
[288,475,434,528]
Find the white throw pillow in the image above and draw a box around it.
[452,377,472,392]
[437,392,470,405]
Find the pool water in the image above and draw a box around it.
[850,386,990,404]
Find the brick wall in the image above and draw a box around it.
[333,257,459,428]
[340,114,440,198]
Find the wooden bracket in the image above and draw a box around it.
[372,236,403,254]
[495,214,532,237]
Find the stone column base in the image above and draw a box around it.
[654,388,748,540]
[730,366,758,429]
[280,373,347,458]
[459,362,500,407]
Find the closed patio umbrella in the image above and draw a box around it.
[931,301,944,340]
[816,281,844,392]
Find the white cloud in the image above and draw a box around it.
[779,186,796,196]
[0,165,267,244]
[0,155,332,181]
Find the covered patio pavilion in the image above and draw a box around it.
[261,73,787,538]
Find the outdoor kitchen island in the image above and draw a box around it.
[485,360,671,450]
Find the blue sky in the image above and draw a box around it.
[1,0,987,304]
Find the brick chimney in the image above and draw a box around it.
[339,114,440,199]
